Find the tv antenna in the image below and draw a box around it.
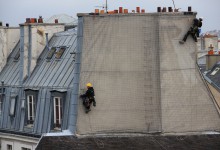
[172,0,176,9]
[95,0,108,12]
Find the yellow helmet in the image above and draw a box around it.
[86,83,92,87]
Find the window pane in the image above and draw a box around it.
[9,98,16,116]
[47,47,56,59]
[53,97,63,128]
[27,95,35,124]
[55,47,66,59]
[0,95,2,115]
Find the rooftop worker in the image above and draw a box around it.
[179,17,203,44]
[80,83,96,113]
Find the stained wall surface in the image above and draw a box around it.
[76,13,220,135]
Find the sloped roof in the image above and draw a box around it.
[24,30,77,89]
[0,41,20,86]
[36,134,220,150]
[45,14,77,26]
[205,62,220,89]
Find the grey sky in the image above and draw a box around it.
[0,0,219,32]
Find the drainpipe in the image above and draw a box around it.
[1,81,4,96]
[27,25,32,78]
[19,25,24,86]
[45,33,49,50]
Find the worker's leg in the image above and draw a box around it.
[191,33,197,42]
[182,31,191,42]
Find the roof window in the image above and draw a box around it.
[211,67,220,76]
[46,47,56,59]
[55,47,66,59]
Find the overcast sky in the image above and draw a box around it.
[0,0,219,32]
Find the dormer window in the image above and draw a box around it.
[53,97,62,128]
[25,90,38,126]
[50,91,66,131]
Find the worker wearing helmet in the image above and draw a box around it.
[80,83,96,113]
[179,17,203,44]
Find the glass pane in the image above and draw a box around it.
[55,47,66,59]
[47,47,56,59]
[9,98,16,116]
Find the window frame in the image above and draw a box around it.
[7,144,12,150]
[0,94,3,115]
[50,91,66,130]
[53,96,62,128]
[27,95,35,125]
[24,90,38,126]
[9,95,17,117]
[46,47,56,60]
[55,47,66,59]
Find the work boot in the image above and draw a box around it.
[179,40,185,44]
[85,109,91,113]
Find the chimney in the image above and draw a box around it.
[95,9,99,14]
[162,7,167,12]
[188,6,192,12]
[38,16,43,23]
[26,18,31,23]
[55,19,59,23]
[168,7,173,12]
[157,7,161,12]
[206,44,220,70]
[119,7,123,13]
[124,9,128,14]
[136,7,140,13]
[19,22,65,80]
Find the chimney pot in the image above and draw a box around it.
[157,7,161,12]
[55,19,58,23]
[188,6,192,12]
[168,7,173,12]
[119,7,123,13]
[136,7,140,13]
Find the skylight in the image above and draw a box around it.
[46,47,56,59]
[55,47,66,59]
[211,67,220,76]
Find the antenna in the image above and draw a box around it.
[105,0,108,12]
[95,0,108,12]
[172,0,176,9]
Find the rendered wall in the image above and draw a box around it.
[76,13,220,135]
[0,27,19,71]
[159,15,220,132]
[21,24,64,79]
[77,14,162,134]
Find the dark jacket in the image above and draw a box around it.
[193,18,202,28]
[83,87,95,99]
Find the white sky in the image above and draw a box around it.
[0,0,219,32]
